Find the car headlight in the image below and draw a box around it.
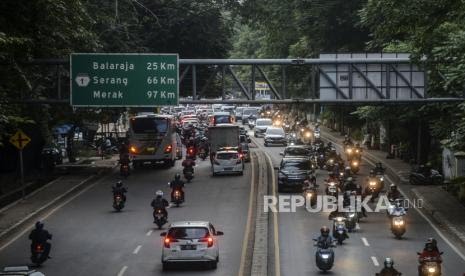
[369,181,376,186]
[428,267,436,273]
[379,176,384,181]
[349,213,355,218]
[321,254,330,259]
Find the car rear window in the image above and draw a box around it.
[281,161,311,170]
[168,227,209,239]
[256,119,272,126]
[285,148,309,156]
[217,152,239,159]
[266,128,284,135]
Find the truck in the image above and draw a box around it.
[208,124,240,152]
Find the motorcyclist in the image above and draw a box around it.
[387,184,401,201]
[343,177,357,192]
[151,190,169,221]
[182,157,196,175]
[170,173,185,201]
[343,135,353,147]
[315,226,335,249]
[198,137,209,155]
[377,258,402,276]
[374,162,385,175]
[326,142,333,152]
[29,221,52,258]
[418,238,442,274]
[112,180,128,202]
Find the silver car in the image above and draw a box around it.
[161,221,224,270]
[254,118,273,138]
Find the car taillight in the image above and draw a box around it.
[199,236,214,247]
[188,148,194,154]
[164,237,179,248]
[130,146,137,154]
[164,144,172,153]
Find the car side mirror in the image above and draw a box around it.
[279,152,284,156]
[416,252,421,255]
[273,166,279,170]
[216,231,224,236]
[160,232,166,236]
[440,251,444,255]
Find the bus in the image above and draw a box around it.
[128,114,178,168]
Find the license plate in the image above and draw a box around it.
[147,147,155,152]
[224,167,233,171]
[181,245,196,250]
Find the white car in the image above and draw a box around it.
[212,150,244,176]
[254,118,273,137]
[264,126,287,146]
[161,221,224,270]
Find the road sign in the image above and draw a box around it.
[9,130,31,150]
[70,53,179,107]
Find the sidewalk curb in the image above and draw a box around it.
[0,167,113,244]
[411,189,465,244]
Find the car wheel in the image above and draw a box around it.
[210,260,217,269]
[264,143,268,147]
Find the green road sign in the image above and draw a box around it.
[70,53,178,107]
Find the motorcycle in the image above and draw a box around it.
[417,254,442,276]
[199,148,208,160]
[391,215,406,239]
[303,186,317,207]
[345,210,358,232]
[365,178,382,202]
[113,193,125,211]
[313,239,335,272]
[31,241,51,266]
[409,167,443,186]
[332,217,348,244]
[350,159,360,174]
[186,146,196,160]
[153,208,167,229]
[171,189,184,207]
[183,167,194,183]
[317,154,326,169]
[325,180,340,198]
[120,163,129,178]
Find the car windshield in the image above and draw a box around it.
[256,119,272,126]
[243,109,258,116]
[217,152,239,159]
[214,115,230,124]
[131,118,168,134]
[168,227,209,239]
[282,161,310,171]
[285,148,309,156]
[266,128,284,135]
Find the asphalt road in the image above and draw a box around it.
[0,156,252,275]
[250,132,465,276]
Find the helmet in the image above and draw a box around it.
[426,242,434,251]
[35,221,44,230]
[390,184,397,191]
[427,237,437,247]
[156,190,164,197]
[384,257,394,268]
[320,226,330,237]
[175,173,181,181]
[201,137,208,142]
[394,199,403,207]
[369,170,375,176]
[116,180,123,188]
[327,142,332,147]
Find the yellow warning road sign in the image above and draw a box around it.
[9,130,31,150]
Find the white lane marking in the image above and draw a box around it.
[146,230,153,236]
[265,152,281,276]
[238,152,256,276]
[117,265,128,276]
[361,237,370,247]
[0,174,109,252]
[133,245,142,254]
[325,134,465,262]
[371,256,379,266]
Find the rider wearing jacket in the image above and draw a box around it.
[151,190,169,220]
[29,221,52,257]
[377,258,401,276]
[315,226,334,249]
[170,173,185,201]
[387,184,401,201]
[418,238,442,274]
[182,158,196,174]
[112,181,128,202]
